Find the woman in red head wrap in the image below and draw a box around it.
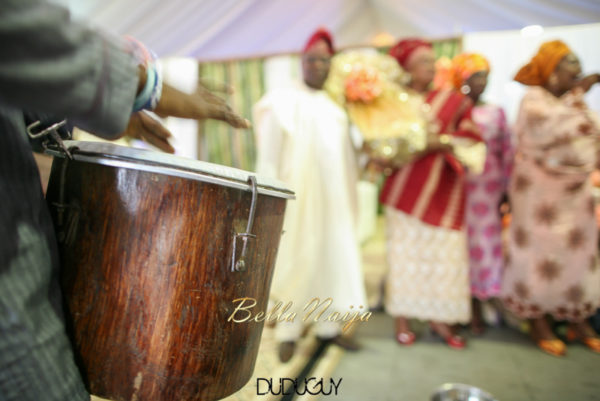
[380,40,485,349]
[502,40,600,356]
[389,38,435,94]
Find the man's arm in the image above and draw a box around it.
[0,0,139,137]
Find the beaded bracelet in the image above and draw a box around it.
[124,36,163,112]
[132,63,163,112]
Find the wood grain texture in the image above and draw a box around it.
[46,157,287,401]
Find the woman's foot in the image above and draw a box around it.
[567,321,600,353]
[396,331,416,345]
[470,298,486,335]
[536,338,567,356]
[530,317,566,357]
[395,316,416,345]
[430,321,466,349]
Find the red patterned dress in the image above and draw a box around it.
[381,89,483,324]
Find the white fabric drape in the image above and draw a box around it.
[51,0,600,60]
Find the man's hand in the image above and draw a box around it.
[576,73,600,93]
[113,80,250,154]
[153,82,251,129]
[122,111,175,153]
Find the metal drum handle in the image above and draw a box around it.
[27,119,73,159]
[29,119,80,244]
[231,176,258,272]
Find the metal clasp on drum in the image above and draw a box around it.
[26,119,73,159]
[231,176,258,272]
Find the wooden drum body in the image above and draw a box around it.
[45,141,293,401]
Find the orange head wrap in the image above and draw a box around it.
[303,28,335,55]
[514,40,572,86]
[450,53,490,89]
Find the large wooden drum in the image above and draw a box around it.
[45,141,293,401]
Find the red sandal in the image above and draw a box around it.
[396,331,416,346]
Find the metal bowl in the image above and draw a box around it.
[431,383,498,401]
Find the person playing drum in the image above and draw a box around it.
[0,1,250,400]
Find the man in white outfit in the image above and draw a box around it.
[253,29,367,362]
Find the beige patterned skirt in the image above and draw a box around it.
[501,158,600,321]
[384,208,471,324]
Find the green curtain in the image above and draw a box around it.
[432,37,462,59]
[198,59,264,171]
[197,37,461,170]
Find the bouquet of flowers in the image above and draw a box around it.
[344,64,383,103]
[324,50,430,167]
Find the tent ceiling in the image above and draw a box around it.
[51,0,600,60]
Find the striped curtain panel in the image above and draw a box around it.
[197,37,460,171]
[197,59,264,171]
[432,37,462,59]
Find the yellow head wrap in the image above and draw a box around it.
[514,40,572,86]
[451,53,490,89]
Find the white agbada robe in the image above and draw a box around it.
[253,82,367,339]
